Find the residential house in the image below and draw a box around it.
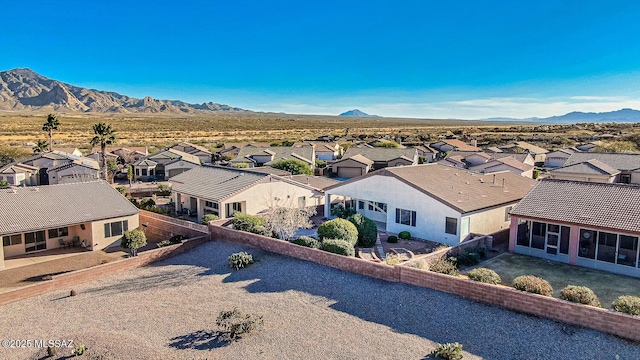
[469,156,535,178]
[331,154,374,178]
[491,152,535,166]
[549,160,620,183]
[340,147,418,171]
[0,163,39,186]
[438,155,466,168]
[18,151,100,185]
[498,141,549,163]
[133,148,201,181]
[55,147,83,157]
[169,166,322,223]
[553,152,640,184]
[219,142,271,160]
[170,142,212,164]
[230,145,315,169]
[324,164,536,246]
[294,141,342,161]
[87,146,148,164]
[0,181,139,269]
[544,149,575,168]
[430,139,481,153]
[509,179,640,278]
[414,145,439,163]
[576,142,601,152]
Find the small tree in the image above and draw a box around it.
[270,159,313,175]
[42,114,60,151]
[106,157,119,183]
[32,139,49,154]
[263,205,316,240]
[232,213,266,235]
[347,214,378,247]
[120,229,147,256]
[90,122,117,180]
[127,165,134,186]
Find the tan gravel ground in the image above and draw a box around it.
[0,241,639,359]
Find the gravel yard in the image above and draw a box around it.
[1,241,639,359]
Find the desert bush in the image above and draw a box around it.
[270,158,313,175]
[120,229,147,256]
[330,203,356,219]
[232,213,266,235]
[115,186,128,196]
[408,259,428,270]
[139,198,156,208]
[431,342,464,360]
[292,236,321,249]
[145,205,169,215]
[228,252,254,270]
[560,285,601,307]
[72,344,87,356]
[232,163,249,168]
[347,214,378,247]
[384,253,402,266]
[467,268,501,285]
[456,247,486,266]
[320,239,355,257]
[156,240,172,248]
[317,218,358,245]
[398,231,411,240]
[216,308,264,340]
[428,257,460,276]
[315,158,327,168]
[157,183,171,196]
[512,275,553,296]
[169,234,188,244]
[612,296,640,315]
[201,214,219,224]
[0,180,9,189]
[387,235,398,243]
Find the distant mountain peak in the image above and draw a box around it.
[339,109,380,117]
[0,68,249,114]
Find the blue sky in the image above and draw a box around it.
[1,0,640,118]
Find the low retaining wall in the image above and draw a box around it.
[0,235,209,307]
[140,210,210,240]
[209,224,640,342]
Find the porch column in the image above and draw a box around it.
[508,216,518,252]
[0,243,5,270]
[324,193,331,218]
[173,192,180,213]
[568,224,580,265]
[196,198,204,224]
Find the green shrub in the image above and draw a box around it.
[317,218,358,246]
[157,183,171,196]
[72,344,87,356]
[456,247,486,266]
[116,186,128,196]
[292,236,321,249]
[398,231,411,240]
[612,296,640,315]
[347,214,378,247]
[228,252,254,270]
[408,259,428,270]
[320,239,355,257]
[201,214,220,224]
[145,205,169,215]
[387,235,398,243]
[169,234,188,244]
[156,240,172,248]
[512,275,553,296]
[139,198,156,208]
[0,180,9,189]
[467,268,501,285]
[384,253,402,266]
[428,258,459,276]
[120,229,147,256]
[232,213,266,235]
[560,285,601,307]
[431,342,463,360]
[270,158,313,175]
[216,308,264,340]
[330,204,356,219]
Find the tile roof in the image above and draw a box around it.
[169,166,269,202]
[287,175,340,191]
[491,152,532,163]
[238,166,291,176]
[552,159,620,176]
[0,163,39,174]
[90,146,148,155]
[148,148,201,165]
[294,141,339,152]
[564,152,640,171]
[49,159,100,172]
[0,181,139,236]
[342,147,417,162]
[335,154,374,166]
[500,141,549,154]
[432,139,481,152]
[235,145,315,165]
[510,179,640,233]
[486,157,534,172]
[327,164,536,213]
[175,142,212,154]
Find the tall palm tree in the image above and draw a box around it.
[42,114,60,151]
[90,122,116,181]
[32,139,49,154]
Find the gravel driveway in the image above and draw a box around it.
[0,240,638,359]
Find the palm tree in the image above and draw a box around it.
[32,139,49,154]
[90,122,116,181]
[42,114,60,151]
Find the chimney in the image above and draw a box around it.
[502,178,505,188]
[493,174,496,184]
[470,139,477,147]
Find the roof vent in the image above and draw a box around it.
[30,187,39,192]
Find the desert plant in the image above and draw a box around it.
[467,268,501,285]
[120,229,147,257]
[292,236,321,249]
[157,183,171,196]
[72,344,87,356]
[387,235,398,243]
[90,121,117,180]
[384,253,402,266]
[156,240,172,248]
[201,214,219,224]
[232,163,249,168]
[320,238,355,257]
[232,213,266,235]
[407,259,428,270]
[46,345,57,357]
[115,186,128,196]
[398,231,411,240]
[270,158,313,175]
[262,204,316,240]
[42,114,60,151]
[612,295,640,315]
[0,180,9,189]
[347,213,378,247]
[330,203,356,219]
[456,247,486,266]
[428,257,460,276]
[317,218,358,246]
[560,285,601,307]
[168,234,188,244]
[431,342,464,360]
[216,308,264,340]
[512,275,553,296]
[228,252,254,270]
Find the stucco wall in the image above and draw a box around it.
[223,180,318,217]
[90,213,140,250]
[467,202,516,235]
[51,166,100,184]
[549,172,615,183]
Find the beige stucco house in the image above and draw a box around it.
[0,181,139,270]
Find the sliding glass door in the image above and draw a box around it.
[24,230,46,252]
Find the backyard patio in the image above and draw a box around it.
[467,252,640,308]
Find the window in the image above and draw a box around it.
[461,217,470,236]
[375,202,387,213]
[395,208,417,227]
[298,196,306,208]
[505,206,513,222]
[620,174,631,184]
[530,222,546,249]
[136,168,140,176]
[368,202,374,211]
[559,226,570,254]
[445,217,457,235]
[578,229,596,259]
[516,221,531,247]
[2,234,21,246]
[141,169,148,176]
[597,231,617,263]
[104,220,129,237]
[619,235,638,267]
[6,176,13,184]
[358,201,364,210]
[48,227,69,239]
[205,201,218,209]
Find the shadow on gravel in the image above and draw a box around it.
[168,330,229,350]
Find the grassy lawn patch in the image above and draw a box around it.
[468,253,640,308]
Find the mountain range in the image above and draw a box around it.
[0,68,247,113]
[484,108,640,123]
[339,109,380,117]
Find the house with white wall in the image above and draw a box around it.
[134,148,201,181]
[469,156,535,178]
[16,151,101,186]
[509,179,640,278]
[340,147,418,171]
[324,164,536,246]
[170,142,213,164]
[0,181,139,270]
[549,159,620,183]
[169,166,323,223]
[0,163,39,186]
[230,145,315,169]
[556,152,640,184]
[544,149,575,168]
